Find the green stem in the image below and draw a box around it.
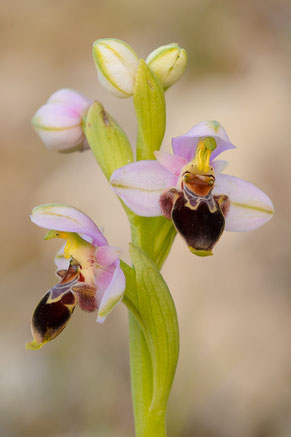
[128,313,167,437]
[127,219,176,437]
[84,94,176,436]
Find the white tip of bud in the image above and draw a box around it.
[31,89,91,152]
[92,38,139,98]
[146,43,187,89]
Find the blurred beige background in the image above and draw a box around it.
[1,0,291,436]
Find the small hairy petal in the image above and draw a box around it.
[154,150,186,176]
[95,246,121,267]
[110,160,178,216]
[95,260,126,323]
[31,204,108,247]
[172,120,235,162]
[213,174,274,232]
[72,283,98,312]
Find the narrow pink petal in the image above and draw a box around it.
[95,260,125,323]
[172,120,235,162]
[31,204,108,247]
[154,150,186,176]
[110,161,178,216]
[47,89,92,115]
[213,174,274,232]
[95,246,121,267]
[211,160,228,175]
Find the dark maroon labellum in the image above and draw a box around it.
[172,192,225,252]
[160,188,229,254]
[31,263,79,344]
[32,289,77,343]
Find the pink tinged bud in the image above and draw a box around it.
[31,89,92,152]
[47,89,91,114]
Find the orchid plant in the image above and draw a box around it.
[28,38,273,437]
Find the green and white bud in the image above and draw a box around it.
[146,43,187,90]
[92,38,139,98]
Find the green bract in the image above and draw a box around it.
[86,101,134,180]
[134,60,166,160]
[122,245,179,436]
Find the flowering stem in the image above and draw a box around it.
[84,68,178,437]
[128,313,168,437]
[122,219,178,437]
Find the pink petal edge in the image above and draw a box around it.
[31,204,108,247]
[213,174,274,232]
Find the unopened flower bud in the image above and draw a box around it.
[92,38,139,98]
[32,89,91,152]
[146,43,187,89]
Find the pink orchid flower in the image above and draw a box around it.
[110,121,274,256]
[26,204,125,350]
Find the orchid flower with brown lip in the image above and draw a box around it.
[110,120,274,256]
[26,204,125,350]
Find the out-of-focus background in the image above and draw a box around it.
[1,0,291,436]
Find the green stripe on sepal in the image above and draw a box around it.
[85,101,134,180]
[133,59,166,161]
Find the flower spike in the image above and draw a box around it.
[27,204,125,349]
